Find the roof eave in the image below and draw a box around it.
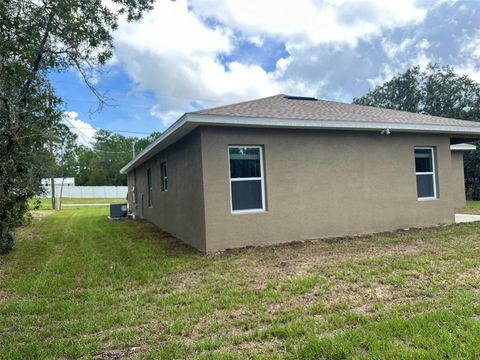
[188,113,480,134]
[120,113,480,174]
[450,143,477,151]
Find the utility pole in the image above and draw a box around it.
[47,84,55,210]
[132,139,137,158]
[50,176,55,209]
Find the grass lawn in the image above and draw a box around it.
[1,207,480,359]
[30,197,126,210]
[461,200,480,215]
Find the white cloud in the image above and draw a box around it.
[248,35,264,47]
[114,0,286,127]
[381,38,416,59]
[63,112,97,147]
[368,38,433,88]
[190,0,427,47]
[456,64,480,82]
[461,30,480,59]
[452,30,480,82]
[111,0,434,127]
[367,64,396,88]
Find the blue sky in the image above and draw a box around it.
[53,0,480,143]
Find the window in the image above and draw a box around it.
[147,168,153,207]
[229,146,265,213]
[161,162,168,191]
[131,186,136,204]
[414,147,437,200]
[133,169,138,204]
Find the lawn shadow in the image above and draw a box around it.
[121,218,200,256]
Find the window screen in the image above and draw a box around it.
[147,168,153,207]
[161,162,168,191]
[133,169,138,204]
[229,146,265,212]
[414,147,437,199]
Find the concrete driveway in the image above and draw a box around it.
[455,214,480,223]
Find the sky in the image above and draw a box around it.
[52,0,480,144]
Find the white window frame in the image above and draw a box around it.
[228,145,266,214]
[415,146,437,201]
[161,162,168,192]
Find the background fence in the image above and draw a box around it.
[41,186,128,199]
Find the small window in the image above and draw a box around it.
[133,169,138,204]
[147,168,153,207]
[131,186,136,204]
[228,146,265,213]
[414,147,437,200]
[161,162,168,191]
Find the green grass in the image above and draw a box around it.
[2,207,480,358]
[467,200,480,208]
[30,197,126,210]
[456,200,480,215]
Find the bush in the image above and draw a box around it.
[0,231,15,255]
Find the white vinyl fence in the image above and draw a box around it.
[42,186,128,199]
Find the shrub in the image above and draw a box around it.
[0,231,15,255]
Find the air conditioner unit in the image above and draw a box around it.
[109,203,128,219]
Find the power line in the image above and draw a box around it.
[64,117,95,144]
[64,118,146,155]
[65,125,152,135]
[14,123,156,139]
[91,148,131,154]
[14,130,131,155]
[57,92,227,105]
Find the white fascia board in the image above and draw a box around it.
[450,143,477,151]
[188,113,480,134]
[120,113,480,174]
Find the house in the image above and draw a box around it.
[120,95,479,252]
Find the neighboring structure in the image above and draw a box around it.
[41,177,76,187]
[42,186,128,199]
[120,95,480,252]
[40,178,128,199]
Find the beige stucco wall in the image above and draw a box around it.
[127,130,207,251]
[200,127,456,252]
[451,151,466,208]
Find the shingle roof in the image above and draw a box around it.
[120,94,480,174]
[192,94,480,127]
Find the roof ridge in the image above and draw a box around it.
[188,93,480,126]
[189,94,285,114]
[291,97,478,124]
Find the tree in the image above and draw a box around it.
[74,131,161,186]
[49,122,79,208]
[353,64,480,199]
[0,0,154,253]
[135,131,162,155]
[354,66,423,113]
[89,130,134,186]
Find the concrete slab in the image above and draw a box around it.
[455,214,480,223]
